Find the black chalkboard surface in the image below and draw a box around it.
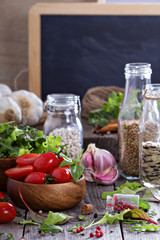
[29,3,160,100]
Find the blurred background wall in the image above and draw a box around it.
[0,0,95,92]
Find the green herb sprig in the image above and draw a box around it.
[88,91,124,128]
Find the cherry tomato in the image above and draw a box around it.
[16,153,40,166]
[57,156,70,168]
[0,202,16,223]
[50,167,70,183]
[33,152,59,173]
[68,170,75,182]
[5,165,33,180]
[24,172,47,184]
[0,192,6,202]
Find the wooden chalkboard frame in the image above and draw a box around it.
[29,2,160,98]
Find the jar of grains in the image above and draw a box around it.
[43,94,83,160]
[140,84,160,187]
[118,63,152,180]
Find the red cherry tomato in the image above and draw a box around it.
[5,165,33,180]
[16,153,40,166]
[33,152,59,173]
[24,172,47,184]
[50,167,70,183]
[0,192,6,202]
[57,156,64,167]
[0,202,16,223]
[68,170,75,182]
[57,156,70,168]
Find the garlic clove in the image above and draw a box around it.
[10,90,43,126]
[0,84,12,97]
[84,152,94,170]
[79,143,118,184]
[0,96,22,124]
[92,167,119,185]
[93,146,117,173]
[83,168,95,182]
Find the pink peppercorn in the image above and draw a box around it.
[79,226,84,231]
[95,229,100,233]
[96,226,101,230]
[90,232,94,237]
[76,228,80,233]
[100,230,103,236]
[96,232,101,238]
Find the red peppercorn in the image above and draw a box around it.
[95,229,100,233]
[114,196,117,201]
[96,232,101,238]
[100,230,103,236]
[96,226,101,230]
[79,226,84,231]
[90,232,94,237]
[76,228,80,233]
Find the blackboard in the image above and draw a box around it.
[29,3,160,100]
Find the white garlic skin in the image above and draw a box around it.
[0,84,12,97]
[0,96,22,123]
[10,90,43,126]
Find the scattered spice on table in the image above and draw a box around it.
[81,204,93,215]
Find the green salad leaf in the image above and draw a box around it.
[143,188,160,202]
[0,232,15,240]
[92,209,130,225]
[39,223,63,236]
[14,219,40,226]
[44,211,72,225]
[139,197,150,211]
[0,122,61,158]
[78,215,86,221]
[88,91,124,127]
[60,150,84,182]
[126,224,160,233]
[102,181,145,199]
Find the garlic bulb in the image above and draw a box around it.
[0,84,12,97]
[79,143,119,185]
[0,96,22,123]
[10,90,43,126]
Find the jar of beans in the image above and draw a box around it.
[43,94,83,160]
[140,84,160,188]
[118,63,152,180]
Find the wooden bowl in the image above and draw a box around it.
[0,157,17,190]
[7,175,86,211]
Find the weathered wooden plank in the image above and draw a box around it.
[24,182,122,239]
[115,177,160,239]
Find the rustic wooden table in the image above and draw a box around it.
[0,177,160,240]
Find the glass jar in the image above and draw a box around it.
[43,94,83,160]
[140,84,160,188]
[118,63,152,180]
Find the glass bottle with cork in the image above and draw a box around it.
[140,84,160,187]
[118,63,152,180]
